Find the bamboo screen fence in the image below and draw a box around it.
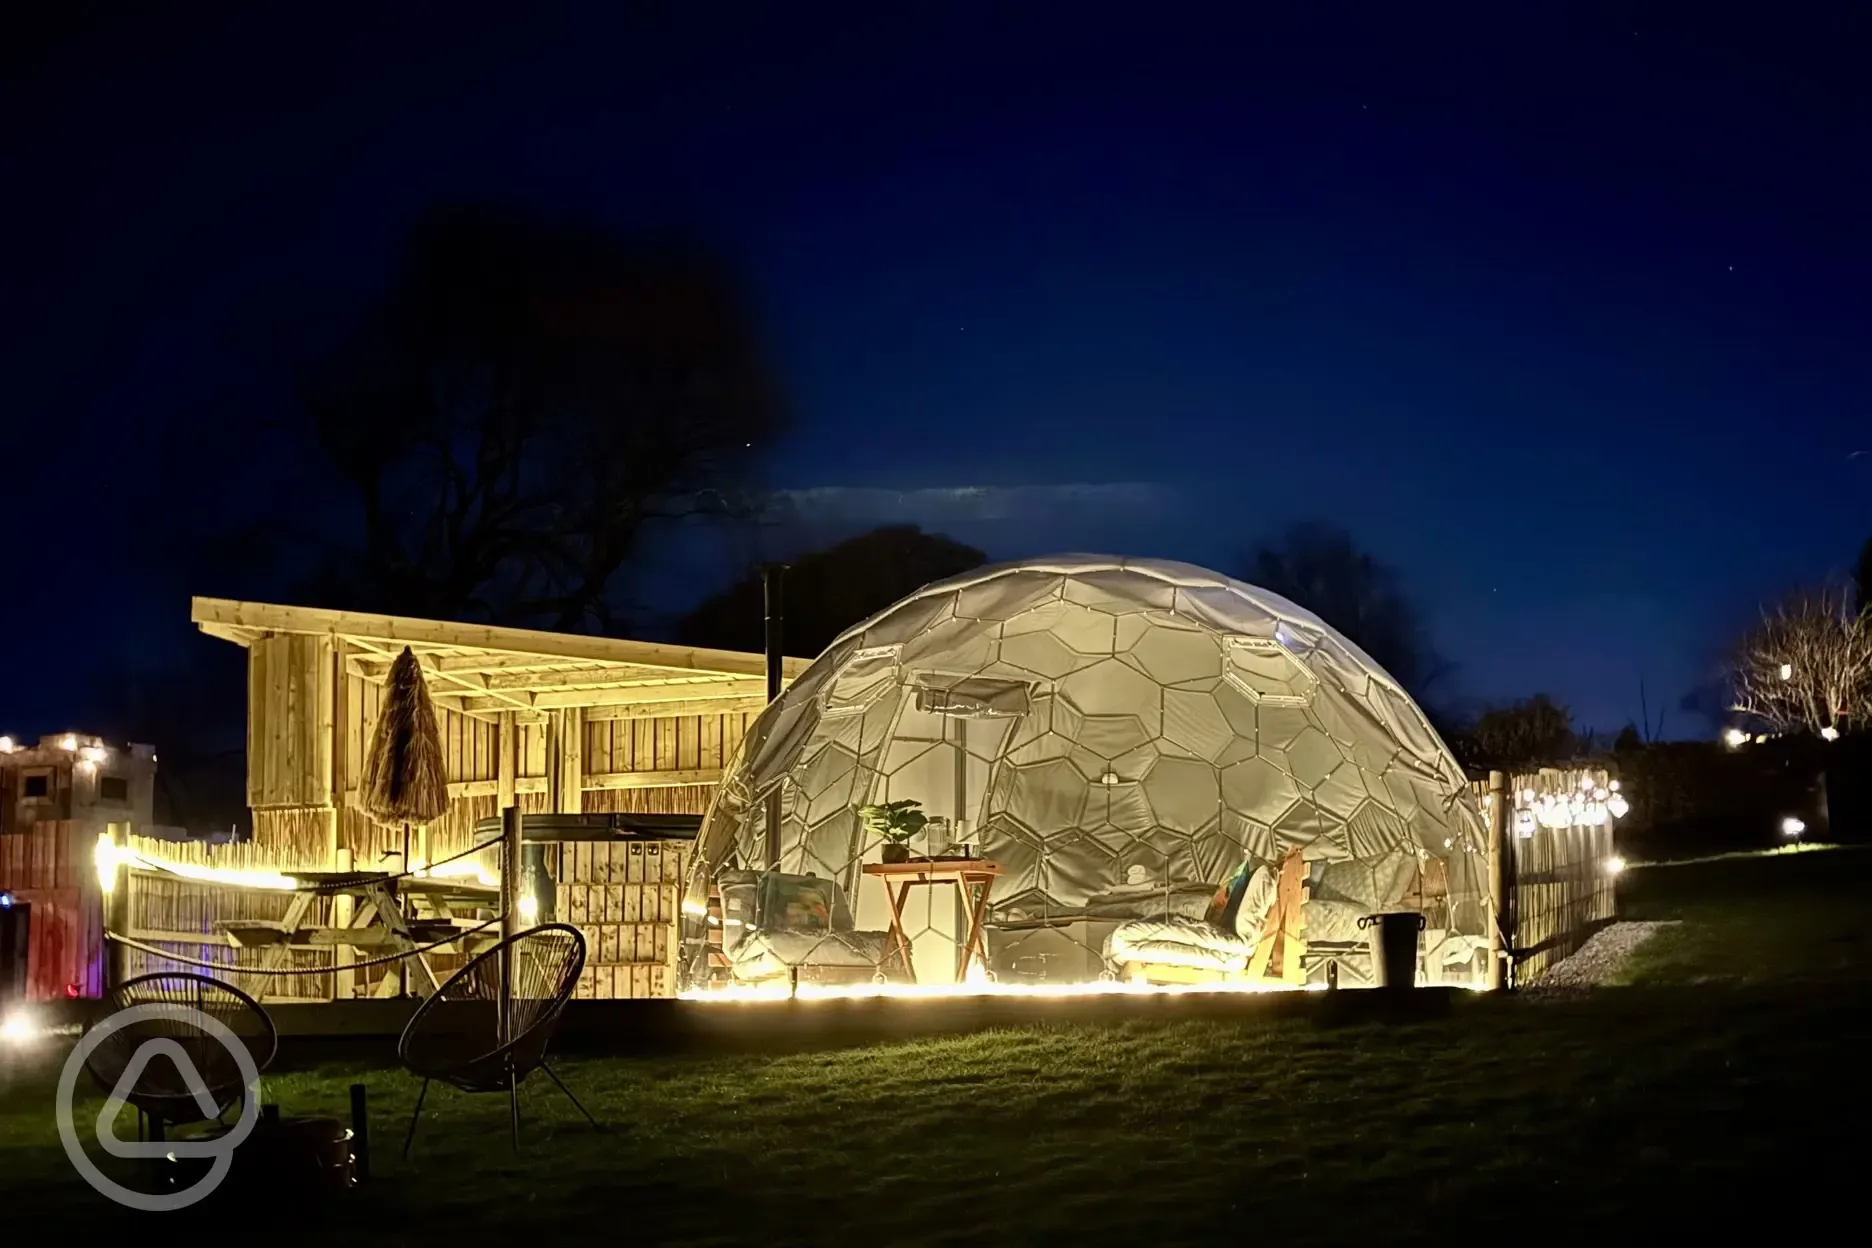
[1466,767,1621,984]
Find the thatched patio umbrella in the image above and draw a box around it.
[360,647,448,995]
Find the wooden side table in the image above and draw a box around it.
[860,859,1004,985]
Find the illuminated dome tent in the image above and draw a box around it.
[686,556,1491,993]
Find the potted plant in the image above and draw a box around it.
[859,799,928,863]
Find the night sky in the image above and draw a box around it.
[4,6,1869,744]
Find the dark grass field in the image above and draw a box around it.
[3,846,1869,1244]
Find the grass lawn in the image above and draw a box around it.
[4,847,1868,1243]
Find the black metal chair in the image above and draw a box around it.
[397,922,593,1154]
[83,972,278,1139]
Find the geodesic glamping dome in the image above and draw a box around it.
[690,556,1492,988]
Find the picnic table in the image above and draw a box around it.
[218,870,501,999]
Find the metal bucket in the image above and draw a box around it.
[1358,912,1426,988]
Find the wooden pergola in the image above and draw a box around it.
[192,597,810,724]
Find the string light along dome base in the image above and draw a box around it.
[686,556,1492,995]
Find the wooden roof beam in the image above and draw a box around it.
[191,596,813,680]
[582,694,772,721]
[481,667,739,693]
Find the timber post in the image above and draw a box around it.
[104,821,132,991]
[1486,769,1509,991]
[500,803,523,1044]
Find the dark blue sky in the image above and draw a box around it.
[3,4,1868,740]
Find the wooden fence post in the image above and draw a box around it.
[104,822,132,991]
[1487,770,1508,991]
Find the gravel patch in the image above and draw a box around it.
[1523,920,1678,995]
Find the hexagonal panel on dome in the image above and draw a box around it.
[1000,629,1094,680]
[1224,637,1318,705]
[1124,619,1225,686]
[1212,681,1260,742]
[1075,713,1154,760]
[898,615,999,675]
[1142,755,1221,833]
[1271,799,1329,854]
[954,573,1065,622]
[857,589,957,648]
[999,757,1096,833]
[1255,705,1314,751]
[1082,784,1156,837]
[1312,761,1372,821]
[1061,658,1162,726]
[1047,603,1122,656]
[1162,688,1236,762]
[1063,571,1176,614]
[1004,729,1077,766]
[1285,726,1342,789]
[1181,827,1251,883]
[1220,756,1292,823]
[1218,811,1276,862]
[1110,742,1162,782]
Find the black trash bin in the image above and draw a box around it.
[1359,912,1426,989]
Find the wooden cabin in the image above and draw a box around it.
[0,735,158,1001]
[190,597,807,999]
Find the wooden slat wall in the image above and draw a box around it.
[120,835,335,1003]
[583,712,751,778]
[559,839,689,1000]
[246,634,333,809]
[0,820,102,999]
[1466,767,1619,983]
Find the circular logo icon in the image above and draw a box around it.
[57,1003,263,1212]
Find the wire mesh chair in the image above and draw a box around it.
[397,922,594,1154]
[83,972,278,1138]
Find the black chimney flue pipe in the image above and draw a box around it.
[761,564,787,868]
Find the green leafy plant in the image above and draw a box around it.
[858,798,929,845]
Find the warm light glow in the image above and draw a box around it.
[1779,663,1793,681]
[1607,794,1630,819]
[517,893,540,923]
[681,899,710,918]
[58,733,78,751]
[1604,856,1627,876]
[78,744,108,765]
[1821,726,1841,742]
[95,834,118,893]
[0,1011,36,1047]
[681,977,1333,1004]
[1723,727,1748,748]
[412,857,498,888]
[0,736,14,753]
[76,759,96,777]
[98,834,299,892]
[1609,780,1620,792]
[1781,816,1806,837]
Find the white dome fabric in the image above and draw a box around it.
[691,555,1490,985]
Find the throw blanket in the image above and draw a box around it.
[1107,918,1259,973]
[1103,864,1279,974]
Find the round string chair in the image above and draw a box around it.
[397,922,593,1154]
[84,972,278,1138]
